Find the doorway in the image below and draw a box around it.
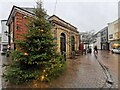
[60,33,66,54]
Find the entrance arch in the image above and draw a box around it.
[60,33,66,54]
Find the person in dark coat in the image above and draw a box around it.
[89,47,92,54]
[94,45,98,54]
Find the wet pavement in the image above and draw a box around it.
[0,58,2,90]
[0,54,8,89]
[98,51,118,88]
[0,50,119,89]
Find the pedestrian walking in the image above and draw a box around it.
[89,47,92,54]
[94,45,98,54]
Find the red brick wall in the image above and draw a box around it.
[9,12,29,49]
[14,12,28,40]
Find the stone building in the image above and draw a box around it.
[49,15,80,58]
[6,6,80,58]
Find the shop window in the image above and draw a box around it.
[109,34,113,39]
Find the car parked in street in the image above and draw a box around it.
[111,47,120,54]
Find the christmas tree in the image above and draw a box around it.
[3,1,66,84]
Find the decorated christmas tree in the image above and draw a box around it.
[4,1,66,84]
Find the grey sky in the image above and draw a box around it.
[0,0,119,33]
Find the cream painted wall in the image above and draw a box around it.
[51,24,79,58]
[108,19,119,41]
[94,32,101,50]
[49,15,79,58]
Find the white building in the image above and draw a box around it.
[93,31,101,50]
[108,19,120,50]
[1,20,8,53]
[0,34,1,50]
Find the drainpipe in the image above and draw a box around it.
[8,24,10,48]
[12,16,16,50]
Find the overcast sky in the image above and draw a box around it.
[0,0,119,33]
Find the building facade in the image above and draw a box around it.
[80,32,88,44]
[93,31,101,50]
[108,19,120,50]
[49,15,80,58]
[7,6,80,58]
[80,31,94,50]
[1,20,8,53]
[100,26,109,50]
[79,32,87,49]
[0,33,1,51]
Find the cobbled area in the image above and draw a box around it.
[48,54,106,88]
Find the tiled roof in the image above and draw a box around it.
[21,7,34,14]
[7,6,79,33]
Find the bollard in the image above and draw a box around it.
[62,51,66,61]
[71,51,75,59]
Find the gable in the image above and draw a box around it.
[6,6,34,26]
[49,15,78,33]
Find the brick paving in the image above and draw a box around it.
[48,54,106,88]
[0,51,118,89]
[97,51,118,88]
[0,66,2,90]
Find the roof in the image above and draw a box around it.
[49,15,77,29]
[6,5,35,25]
[79,32,87,35]
[108,18,120,25]
[100,26,108,32]
[1,20,7,22]
[7,6,79,33]
[49,15,79,33]
[21,7,34,14]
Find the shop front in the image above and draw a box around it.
[109,40,120,50]
[101,42,109,50]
